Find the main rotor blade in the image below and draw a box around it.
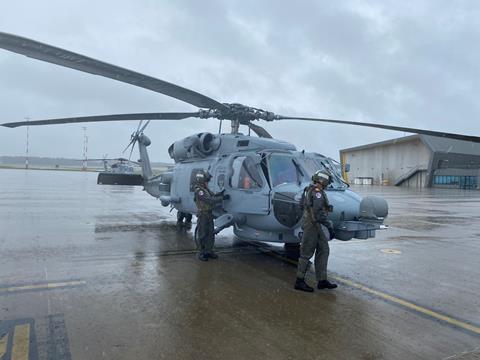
[1,112,200,128]
[277,116,480,143]
[0,32,227,110]
[248,122,272,138]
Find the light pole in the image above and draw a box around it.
[25,117,30,169]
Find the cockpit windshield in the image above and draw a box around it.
[301,156,348,189]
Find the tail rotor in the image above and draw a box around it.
[123,120,151,160]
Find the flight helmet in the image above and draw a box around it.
[195,170,212,183]
[312,169,331,185]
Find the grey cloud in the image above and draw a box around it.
[0,0,479,162]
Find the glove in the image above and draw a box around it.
[223,194,231,200]
[328,228,335,240]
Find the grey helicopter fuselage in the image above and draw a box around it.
[137,131,388,244]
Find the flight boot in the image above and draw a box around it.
[207,252,219,259]
[294,278,314,292]
[197,252,209,262]
[317,280,338,289]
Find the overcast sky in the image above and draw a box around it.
[1,0,479,162]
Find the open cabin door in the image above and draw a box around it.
[267,153,305,228]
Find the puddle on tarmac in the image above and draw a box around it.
[94,221,179,233]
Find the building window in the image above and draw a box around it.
[434,175,459,185]
[434,175,477,188]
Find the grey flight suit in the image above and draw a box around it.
[296,184,334,281]
[194,183,223,254]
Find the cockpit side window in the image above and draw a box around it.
[268,154,299,187]
[230,156,264,190]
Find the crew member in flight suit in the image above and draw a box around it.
[194,170,228,261]
[295,169,338,292]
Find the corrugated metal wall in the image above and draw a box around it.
[343,138,431,186]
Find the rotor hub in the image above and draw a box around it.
[198,103,279,124]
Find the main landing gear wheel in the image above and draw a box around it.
[284,243,300,260]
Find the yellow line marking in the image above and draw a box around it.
[263,249,480,335]
[0,280,86,295]
[11,324,30,360]
[0,332,7,358]
[330,276,480,335]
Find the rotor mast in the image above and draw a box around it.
[230,119,240,134]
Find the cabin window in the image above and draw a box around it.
[230,156,264,190]
[268,154,299,187]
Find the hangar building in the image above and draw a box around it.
[339,135,480,189]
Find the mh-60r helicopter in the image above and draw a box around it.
[2,32,480,245]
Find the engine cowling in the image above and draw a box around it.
[199,132,220,154]
[168,133,220,162]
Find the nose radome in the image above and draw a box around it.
[359,196,388,219]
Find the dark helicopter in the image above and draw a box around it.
[2,32,480,245]
[92,156,143,186]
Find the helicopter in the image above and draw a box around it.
[2,32,480,245]
[75,156,139,173]
[92,156,143,186]
[73,155,143,185]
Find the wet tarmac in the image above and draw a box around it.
[0,169,479,359]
